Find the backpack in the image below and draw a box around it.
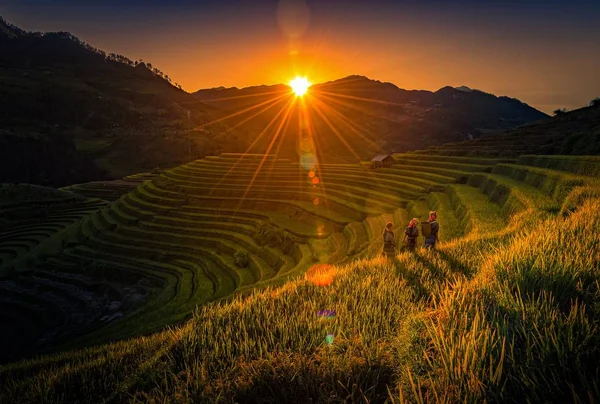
[421,222,432,237]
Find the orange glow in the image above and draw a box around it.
[312,177,320,185]
[306,264,335,286]
[308,170,315,178]
[289,76,311,96]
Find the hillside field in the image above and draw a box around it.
[1,153,599,402]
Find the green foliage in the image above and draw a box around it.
[255,224,296,255]
[518,155,600,178]
[234,250,249,268]
[3,195,600,402]
[0,183,83,209]
[2,154,600,402]
[560,185,600,216]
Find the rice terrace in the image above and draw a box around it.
[1,1,600,403]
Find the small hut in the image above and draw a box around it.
[370,154,395,169]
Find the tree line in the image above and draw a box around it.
[0,16,184,90]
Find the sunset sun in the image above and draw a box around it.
[289,76,310,96]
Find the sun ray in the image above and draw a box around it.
[299,95,332,220]
[197,89,289,103]
[310,92,381,144]
[307,94,363,162]
[235,97,296,210]
[214,96,294,193]
[273,102,294,158]
[304,94,393,223]
[313,91,404,132]
[209,94,292,190]
[311,89,407,108]
[222,94,289,135]
[199,92,290,130]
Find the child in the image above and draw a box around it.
[404,218,419,251]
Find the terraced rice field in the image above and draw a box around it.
[411,131,560,157]
[1,153,598,367]
[60,172,156,202]
[0,186,110,362]
[1,153,599,403]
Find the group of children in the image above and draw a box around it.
[382,211,439,258]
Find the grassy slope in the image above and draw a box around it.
[1,172,599,402]
[414,105,600,157]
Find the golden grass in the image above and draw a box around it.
[2,166,600,403]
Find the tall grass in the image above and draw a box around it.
[1,184,599,403]
[397,197,600,403]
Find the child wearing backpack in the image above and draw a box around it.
[404,218,419,251]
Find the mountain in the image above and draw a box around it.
[413,103,600,157]
[0,16,237,186]
[1,14,550,184]
[194,75,549,161]
[0,16,24,38]
[455,85,473,92]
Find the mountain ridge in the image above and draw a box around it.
[0,15,555,186]
[194,74,550,159]
[195,75,544,115]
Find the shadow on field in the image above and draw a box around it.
[229,351,395,404]
[435,248,474,277]
[498,268,599,317]
[413,250,446,280]
[477,294,600,403]
[392,256,429,299]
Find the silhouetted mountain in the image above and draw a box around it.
[194,84,288,101]
[455,85,473,92]
[194,75,549,160]
[0,16,25,38]
[0,15,554,182]
[0,16,228,186]
[417,103,600,156]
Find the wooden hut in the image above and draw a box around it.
[370,154,395,169]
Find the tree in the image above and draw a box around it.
[553,108,568,117]
[591,97,600,108]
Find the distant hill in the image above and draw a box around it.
[455,86,473,92]
[194,75,549,161]
[313,76,549,143]
[0,15,553,184]
[0,16,234,186]
[413,103,600,157]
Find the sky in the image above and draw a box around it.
[2,0,600,113]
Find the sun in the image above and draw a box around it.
[289,76,311,96]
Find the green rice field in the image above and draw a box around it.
[1,152,599,403]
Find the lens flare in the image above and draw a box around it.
[301,152,316,170]
[305,264,335,286]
